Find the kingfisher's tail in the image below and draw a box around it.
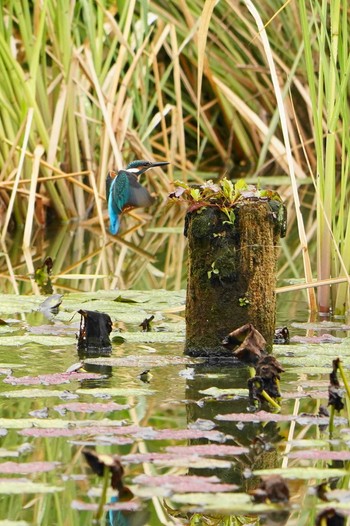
[108,199,120,235]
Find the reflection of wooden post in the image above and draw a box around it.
[185,200,283,356]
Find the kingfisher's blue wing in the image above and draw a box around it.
[127,175,154,208]
[108,171,130,234]
[106,172,113,201]
[107,170,154,235]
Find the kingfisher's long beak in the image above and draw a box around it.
[150,161,170,168]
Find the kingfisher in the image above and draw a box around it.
[106,160,169,235]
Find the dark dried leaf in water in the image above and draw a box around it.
[113,295,139,304]
[77,310,112,352]
[328,385,344,411]
[139,315,154,332]
[331,359,341,387]
[222,323,266,363]
[83,448,120,475]
[250,475,289,503]
[82,449,132,496]
[251,355,285,400]
[273,326,290,344]
[315,508,345,526]
[138,370,152,383]
[329,359,344,411]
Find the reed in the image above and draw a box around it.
[0,0,349,309]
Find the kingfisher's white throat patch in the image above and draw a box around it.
[126,167,143,173]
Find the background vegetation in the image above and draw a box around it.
[0,0,349,313]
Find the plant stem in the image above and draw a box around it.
[248,366,281,411]
[95,465,109,522]
[328,404,335,438]
[337,361,350,400]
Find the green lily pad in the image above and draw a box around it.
[77,387,155,397]
[169,491,268,513]
[253,467,348,479]
[199,387,249,398]
[0,480,62,494]
[0,389,78,399]
[83,355,193,368]
[0,335,75,347]
[117,331,184,344]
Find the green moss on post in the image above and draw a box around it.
[185,200,282,356]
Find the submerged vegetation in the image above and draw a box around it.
[0,291,350,525]
[0,0,349,311]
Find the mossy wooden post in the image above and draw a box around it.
[185,199,284,356]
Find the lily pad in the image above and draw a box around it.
[0,480,62,494]
[83,355,193,367]
[0,389,79,399]
[121,452,231,469]
[199,387,249,398]
[133,474,238,493]
[76,387,155,397]
[288,450,350,461]
[165,444,249,456]
[53,402,129,414]
[0,335,75,347]
[170,491,253,510]
[254,467,348,479]
[3,371,103,386]
[71,499,141,511]
[0,461,59,474]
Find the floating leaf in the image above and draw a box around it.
[0,480,62,494]
[0,461,59,474]
[165,444,248,456]
[53,402,129,415]
[71,499,141,511]
[133,428,228,443]
[0,389,79,399]
[0,335,75,347]
[288,450,350,461]
[77,387,155,397]
[250,475,289,503]
[291,334,343,344]
[215,410,348,426]
[133,474,237,494]
[121,453,231,469]
[222,323,266,363]
[83,355,193,368]
[254,467,348,479]
[113,295,139,304]
[4,371,103,386]
[38,294,62,314]
[199,387,248,398]
[170,491,253,511]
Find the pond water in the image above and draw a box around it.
[1,225,350,526]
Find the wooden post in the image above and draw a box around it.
[185,199,284,356]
